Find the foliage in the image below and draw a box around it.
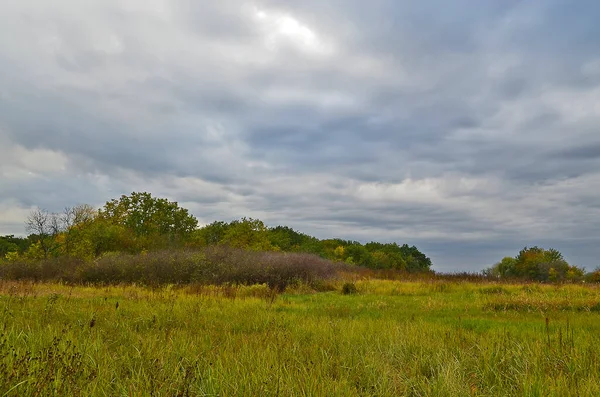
[24,241,47,261]
[99,192,198,249]
[59,204,98,259]
[4,251,20,262]
[10,193,433,274]
[220,218,275,251]
[585,267,600,283]
[192,222,433,272]
[0,235,29,257]
[192,221,229,246]
[485,246,584,282]
[267,225,320,252]
[484,257,517,278]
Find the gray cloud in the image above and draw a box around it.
[555,144,600,160]
[1,0,600,271]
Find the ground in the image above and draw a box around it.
[1,280,599,396]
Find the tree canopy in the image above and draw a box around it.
[100,192,198,242]
[485,246,583,282]
[191,218,432,272]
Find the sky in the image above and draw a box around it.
[1,1,599,272]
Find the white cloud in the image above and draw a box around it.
[253,6,334,55]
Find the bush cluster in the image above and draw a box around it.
[0,247,343,289]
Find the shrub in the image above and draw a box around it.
[0,247,344,289]
[341,282,358,295]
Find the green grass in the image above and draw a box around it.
[1,280,600,396]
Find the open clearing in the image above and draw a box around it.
[1,280,600,396]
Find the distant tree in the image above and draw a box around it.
[0,235,30,257]
[486,247,582,282]
[344,243,373,267]
[220,218,274,251]
[84,218,135,256]
[319,239,353,261]
[267,226,317,252]
[99,192,198,250]
[25,208,64,258]
[333,245,349,262]
[0,238,18,258]
[585,267,600,283]
[365,242,409,270]
[60,204,98,257]
[515,246,570,281]
[398,244,432,272]
[62,204,96,228]
[484,257,517,278]
[266,226,294,251]
[192,221,230,246]
[267,226,326,256]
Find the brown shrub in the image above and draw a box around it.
[0,247,345,289]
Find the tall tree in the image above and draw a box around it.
[99,192,198,249]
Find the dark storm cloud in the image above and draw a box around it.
[1,0,599,271]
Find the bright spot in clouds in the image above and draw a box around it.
[253,6,332,54]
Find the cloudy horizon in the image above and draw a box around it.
[1,1,599,272]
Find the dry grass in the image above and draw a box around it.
[1,280,600,395]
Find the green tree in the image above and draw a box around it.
[0,235,26,257]
[60,204,98,258]
[99,192,198,250]
[192,221,230,246]
[398,244,432,272]
[319,239,352,261]
[344,244,373,267]
[487,247,581,282]
[515,246,569,281]
[86,219,136,256]
[220,218,274,251]
[24,240,46,260]
[365,242,410,270]
[485,257,517,278]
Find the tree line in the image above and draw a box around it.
[0,192,432,272]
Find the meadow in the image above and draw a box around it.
[1,279,600,396]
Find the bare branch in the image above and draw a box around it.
[25,208,51,237]
[72,204,96,225]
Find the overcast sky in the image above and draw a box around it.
[1,1,599,271]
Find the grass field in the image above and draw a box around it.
[1,279,600,396]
